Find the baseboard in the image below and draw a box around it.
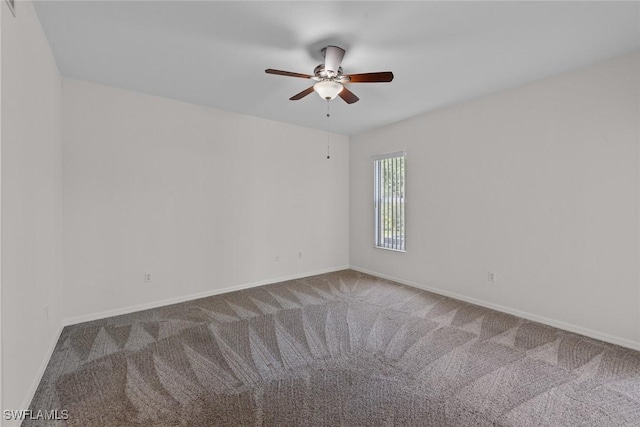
[62,265,350,327]
[9,324,66,427]
[350,265,640,352]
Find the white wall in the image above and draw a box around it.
[1,0,63,417]
[62,79,349,322]
[350,52,640,348]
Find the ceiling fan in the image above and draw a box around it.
[265,45,393,104]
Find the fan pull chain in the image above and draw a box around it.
[326,100,331,159]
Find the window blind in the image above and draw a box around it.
[373,152,406,251]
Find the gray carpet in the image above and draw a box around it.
[25,270,640,426]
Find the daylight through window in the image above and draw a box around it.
[374,152,406,251]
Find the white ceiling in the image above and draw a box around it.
[34,1,640,136]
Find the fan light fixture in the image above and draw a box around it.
[265,45,394,104]
[314,80,343,100]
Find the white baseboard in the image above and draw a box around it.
[350,265,640,352]
[62,265,350,327]
[12,324,65,426]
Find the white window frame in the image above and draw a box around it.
[373,151,406,252]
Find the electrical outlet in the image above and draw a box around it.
[144,272,152,283]
[275,256,280,262]
[488,271,497,283]
[298,252,302,258]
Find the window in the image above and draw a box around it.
[373,151,406,251]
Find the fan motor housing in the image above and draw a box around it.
[314,64,343,79]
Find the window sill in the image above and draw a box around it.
[374,246,406,253]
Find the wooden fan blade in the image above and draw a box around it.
[346,72,394,83]
[339,87,359,104]
[265,69,313,79]
[290,86,316,101]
